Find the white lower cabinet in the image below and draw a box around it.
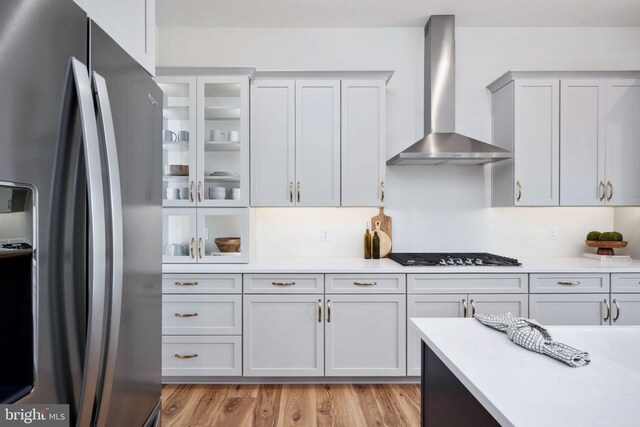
[407,293,527,376]
[325,294,406,376]
[162,335,242,377]
[243,294,324,377]
[611,294,640,325]
[529,294,608,325]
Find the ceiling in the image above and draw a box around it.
[156,0,640,28]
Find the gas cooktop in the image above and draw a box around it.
[388,252,521,267]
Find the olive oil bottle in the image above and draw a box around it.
[364,223,372,259]
[372,230,380,259]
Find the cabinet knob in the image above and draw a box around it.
[381,181,385,203]
[289,181,293,203]
[470,299,476,318]
[462,299,467,318]
[603,298,611,322]
[516,181,522,202]
[271,281,296,286]
[318,299,322,323]
[557,281,580,286]
[197,181,203,202]
[190,237,195,259]
[198,237,203,259]
[353,282,377,286]
[607,181,614,202]
[297,182,301,203]
[189,181,195,203]
[174,353,198,359]
[599,181,606,201]
[327,299,331,323]
[174,312,198,317]
[174,281,198,286]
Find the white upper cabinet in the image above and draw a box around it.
[514,80,560,206]
[560,80,606,206]
[605,79,640,206]
[490,72,640,207]
[250,80,296,206]
[75,0,155,74]
[341,81,386,207]
[295,81,341,206]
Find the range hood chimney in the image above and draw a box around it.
[387,15,513,166]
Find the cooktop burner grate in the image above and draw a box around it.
[388,252,521,267]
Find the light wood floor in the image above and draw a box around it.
[161,384,421,427]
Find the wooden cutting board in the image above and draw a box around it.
[371,207,392,240]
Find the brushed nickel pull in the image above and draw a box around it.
[174,312,198,317]
[471,300,476,318]
[462,299,467,318]
[603,298,611,322]
[557,281,581,286]
[272,281,296,286]
[599,181,606,201]
[190,237,195,259]
[175,281,198,286]
[297,181,301,203]
[198,237,203,259]
[613,299,620,322]
[516,181,522,202]
[381,181,385,203]
[607,181,613,202]
[318,299,322,323]
[189,181,195,202]
[353,282,377,286]
[197,181,202,202]
[174,353,198,359]
[289,182,293,203]
[327,299,331,323]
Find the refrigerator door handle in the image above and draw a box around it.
[91,72,124,427]
[68,58,108,427]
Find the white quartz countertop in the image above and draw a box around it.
[163,256,640,274]
[410,318,640,427]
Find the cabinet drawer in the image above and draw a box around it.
[244,274,324,293]
[407,274,528,294]
[162,295,241,335]
[612,274,640,293]
[326,274,405,293]
[162,274,242,294]
[530,274,610,293]
[162,336,241,377]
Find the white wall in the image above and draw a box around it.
[158,26,640,259]
[613,208,640,259]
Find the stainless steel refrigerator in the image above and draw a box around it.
[0,1,162,426]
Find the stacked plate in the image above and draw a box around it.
[209,186,226,200]
[231,188,241,200]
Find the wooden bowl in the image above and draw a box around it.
[214,237,241,253]
[165,164,189,176]
[585,240,627,255]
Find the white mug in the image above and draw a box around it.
[166,188,179,200]
[227,130,240,142]
[178,130,190,142]
[163,130,177,142]
[165,243,182,256]
[210,129,226,141]
[179,187,189,200]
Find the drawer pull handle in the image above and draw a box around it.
[613,299,620,322]
[471,299,476,318]
[174,312,198,317]
[318,299,322,323]
[174,353,198,359]
[557,281,580,286]
[327,300,331,323]
[462,299,467,318]
[353,282,377,286]
[603,299,611,322]
[174,281,198,286]
[272,281,296,286]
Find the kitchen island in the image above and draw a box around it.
[410,318,640,427]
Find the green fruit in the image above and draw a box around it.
[600,232,616,241]
[612,232,624,241]
[586,231,601,241]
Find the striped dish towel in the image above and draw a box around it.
[475,313,591,367]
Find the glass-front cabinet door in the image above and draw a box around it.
[197,208,249,263]
[197,76,250,207]
[157,77,197,207]
[163,208,197,264]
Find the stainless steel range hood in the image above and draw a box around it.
[387,15,512,166]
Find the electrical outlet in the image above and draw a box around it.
[321,230,330,242]
[548,229,557,240]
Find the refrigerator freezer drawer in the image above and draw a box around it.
[162,336,241,377]
[162,295,241,335]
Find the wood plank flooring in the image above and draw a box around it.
[161,384,421,427]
